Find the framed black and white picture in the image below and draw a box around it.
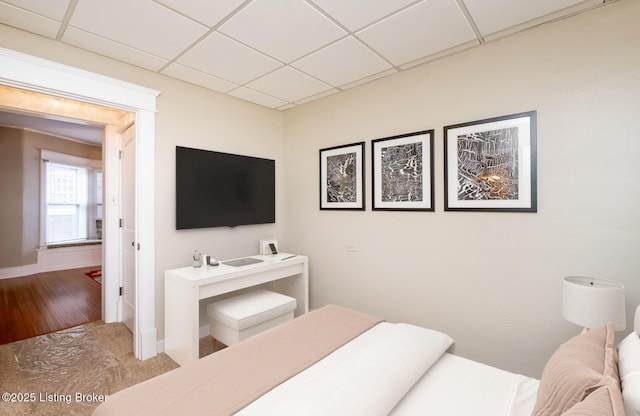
[444,111,537,212]
[319,142,365,210]
[371,130,434,211]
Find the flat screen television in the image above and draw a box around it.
[176,146,275,229]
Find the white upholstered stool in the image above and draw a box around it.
[206,289,296,348]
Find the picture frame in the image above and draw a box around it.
[371,130,434,211]
[444,111,537,212]
[319,142,365,210]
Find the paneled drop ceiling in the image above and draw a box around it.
[0,0,614,111]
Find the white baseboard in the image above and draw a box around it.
[0,244,101,279]
[0,264,41,280]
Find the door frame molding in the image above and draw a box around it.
[0,47,160,360]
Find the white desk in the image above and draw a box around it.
[164,253,308,366]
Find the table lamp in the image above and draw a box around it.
[562,276,626,331]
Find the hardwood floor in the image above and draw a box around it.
[0,266,101,345]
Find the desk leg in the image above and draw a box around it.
[269,261,309,316]
[164,279,199,366]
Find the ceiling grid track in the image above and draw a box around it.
[0,0,617,110]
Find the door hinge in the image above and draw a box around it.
[119,218,123,228]
[119,286,123,296]
[119,150,123,159]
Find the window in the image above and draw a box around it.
[41,150,102,246]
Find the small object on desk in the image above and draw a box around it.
[192,251,202,268]
[281,254,297,261]
[208,257,219,266]
[223,257,264,267]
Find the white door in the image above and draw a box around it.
[121,125,136,333]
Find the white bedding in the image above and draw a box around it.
[236,322,454,416]
[94,303,639,415]
[94,304,543,416]
[390,352,539,416]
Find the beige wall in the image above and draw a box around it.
[0,127,24,267]
[282,0,640,378]
[0,127,101,268]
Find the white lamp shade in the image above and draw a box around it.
[562,276,626,331]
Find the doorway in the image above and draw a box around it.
[0,91,129,335]
[0,47,160,359]
[0,105,107,343]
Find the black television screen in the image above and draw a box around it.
[176,146,275,229]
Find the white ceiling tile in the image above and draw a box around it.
[176,32,282,85]
[463,0,598,36]
[247,66,333,103]
[219,0,346,63]
[0,2,61,38]
[2,0,71,21]
[162,63,238,93]
[154,0,246,27]
[62,26,169,71]
[357,0,477,66]
[69,0,208,59]
[293,37,393,87]
[311,0,418,31]
[228,87,289,109]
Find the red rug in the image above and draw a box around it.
[85,269,102,284]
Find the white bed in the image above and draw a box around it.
[93,304,640,416]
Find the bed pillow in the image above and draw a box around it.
[532,323,618,416]
[618,331,640,416]
[561,378,625,416]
